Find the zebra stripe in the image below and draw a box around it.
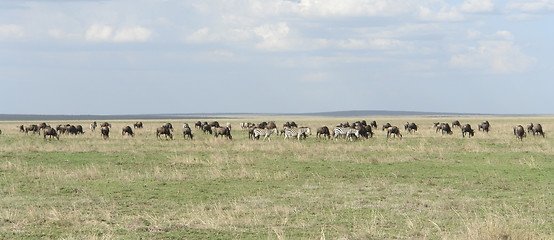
[253,128,278,141]
[333,127,360,141]
[284,127,311,140]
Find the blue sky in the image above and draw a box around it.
[1,0,553,115]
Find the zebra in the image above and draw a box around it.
[90,121,97,132]
[333,127,360,141]
[253,128,278,141]
[284,127,311,140]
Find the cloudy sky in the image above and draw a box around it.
[1,0,553,115]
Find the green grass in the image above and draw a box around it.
[0,117,553,239]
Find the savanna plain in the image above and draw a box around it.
[0,116,552,239]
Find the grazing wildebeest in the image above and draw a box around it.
[100,122,111,128]
[478,121,490,133]
[25,125,40,135]
[513,125,526,141]
[202,125,212,134]
[183,127,193,140]
[382,122,392,131]
[43,127,59,140]
[38,122,49,130]
[134,121,143,129]
[440,123,453,135]
[162,123,173,131]
[370,121,377,128]
[75,125,84,134]
[316,126,331,139]
[265,122,277,130]
[209,121,220,128]
[452,120,461,129]
[404,122,418,134]
[195,121,202,129]
[90,121,97,132]
[214,127,232,140]
[461,124,475,138]
[101,126,110,140]
[527,123,534,134]
[532,123,545,137]
[156,126,173,140]
[386,126,402,139]
[122,126,134,137]
[67,125,78,135]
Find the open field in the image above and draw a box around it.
[0,116,552,239]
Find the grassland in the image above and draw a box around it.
[0,116,552,239]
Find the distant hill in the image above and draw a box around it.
[0,110,484,121]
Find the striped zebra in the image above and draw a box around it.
[333,127,360,141]
[284,127,311,140]
[253,128,278,141]
[90,121,97,132]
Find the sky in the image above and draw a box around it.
[1,0,553,115]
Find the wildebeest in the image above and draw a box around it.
[461,124,474,138]
[478,121,490,133]
[440,123,453,135]
[214,127,232,140]
[90,121,97,132]
[122,126,134,137]
[183,127,193,140]
[101,126,110,140]
[370,121,377,128]
[386,126,402,139]
[195,121,202,129]
[452,120,461,129]
[75,125,84,134]
[156,126,173,140]
[25,125,40,135]
[265,122,277,130]
[43,127,59,140]
[162,123,173,131]
[209,121,220,128]
[38,122,49,130]
[202,125,212,134]
[134,121,143,129]
[531,123,545,137]
[513,125,526,141]
[527,123,534,133]
[382,122,392,131]
[316,126,331,139]
[404,122,418,134]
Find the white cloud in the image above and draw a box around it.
[460,0,494,13]
[0,24,24,39]
[450,40,536,74]
[113,26,152,42]
[85,24,152,42]
[253,22,292,50]
[417,6,464,21]
[495,30,514,41]
[85,24,113,42]
[507,0,554,13]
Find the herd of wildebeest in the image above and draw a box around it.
[0,119,546,142]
